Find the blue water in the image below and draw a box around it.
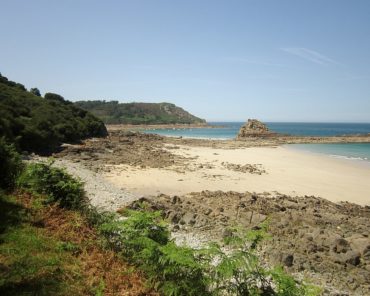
[143,122,370,162]
[143,122,370,139]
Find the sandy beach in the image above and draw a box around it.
[103,144,370,206]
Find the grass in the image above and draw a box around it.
[0,191,156,296]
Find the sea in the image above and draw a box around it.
[143,122,370,162]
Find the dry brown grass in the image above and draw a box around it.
[18,192,158,296]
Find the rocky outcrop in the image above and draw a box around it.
[237,119,277,139]
[127,192,370,295]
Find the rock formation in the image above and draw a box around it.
[237,119,276,139]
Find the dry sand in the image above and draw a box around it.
[104,145,370,206]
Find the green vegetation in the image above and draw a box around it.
[0,194,81,295]
[0,152,154,295]
[30,87,41,97]
[0,192,156,295]
[17,161,86,210]
[0,73,107,154]
[99,208,209,295]
[0,138,24,190]
[99,207,320,296]
[75,100,207,125]
[0,151,86,295]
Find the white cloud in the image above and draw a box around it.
[281,47,340,65]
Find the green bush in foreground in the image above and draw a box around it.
[0,138,24,190]
[17,161,86,209]
[99,207,320,296]
[205,225,320,296]
[99,208,210,296]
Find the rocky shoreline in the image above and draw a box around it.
[51,130,370,295]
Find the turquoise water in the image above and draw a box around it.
[288,143,370,162]
[144,122,370,139]
[143,122,370,162]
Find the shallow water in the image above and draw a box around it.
[143,122,370,162]
[144,122,370,138]
[288,143,370,162]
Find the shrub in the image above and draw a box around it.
[0,137,23,190]
[156,242,210,296]
[98,207,319,296]
[99,208,210,296]
[17,161,86,209]
[204,224,321,296]
[204,225,276,295]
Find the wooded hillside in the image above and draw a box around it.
[0,74,107,154]
[74,100,206,125]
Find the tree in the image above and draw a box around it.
[44,92,65,102]
[30,88,41,97]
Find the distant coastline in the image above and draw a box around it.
[108,121,370,138]
[106,123,218,131]
[74,101,206,125]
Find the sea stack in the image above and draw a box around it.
[237,119,274,139]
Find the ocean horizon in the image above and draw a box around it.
[143,122,370,162]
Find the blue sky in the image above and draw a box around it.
[1,0,370,122]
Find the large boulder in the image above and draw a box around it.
[237,119,276,139]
